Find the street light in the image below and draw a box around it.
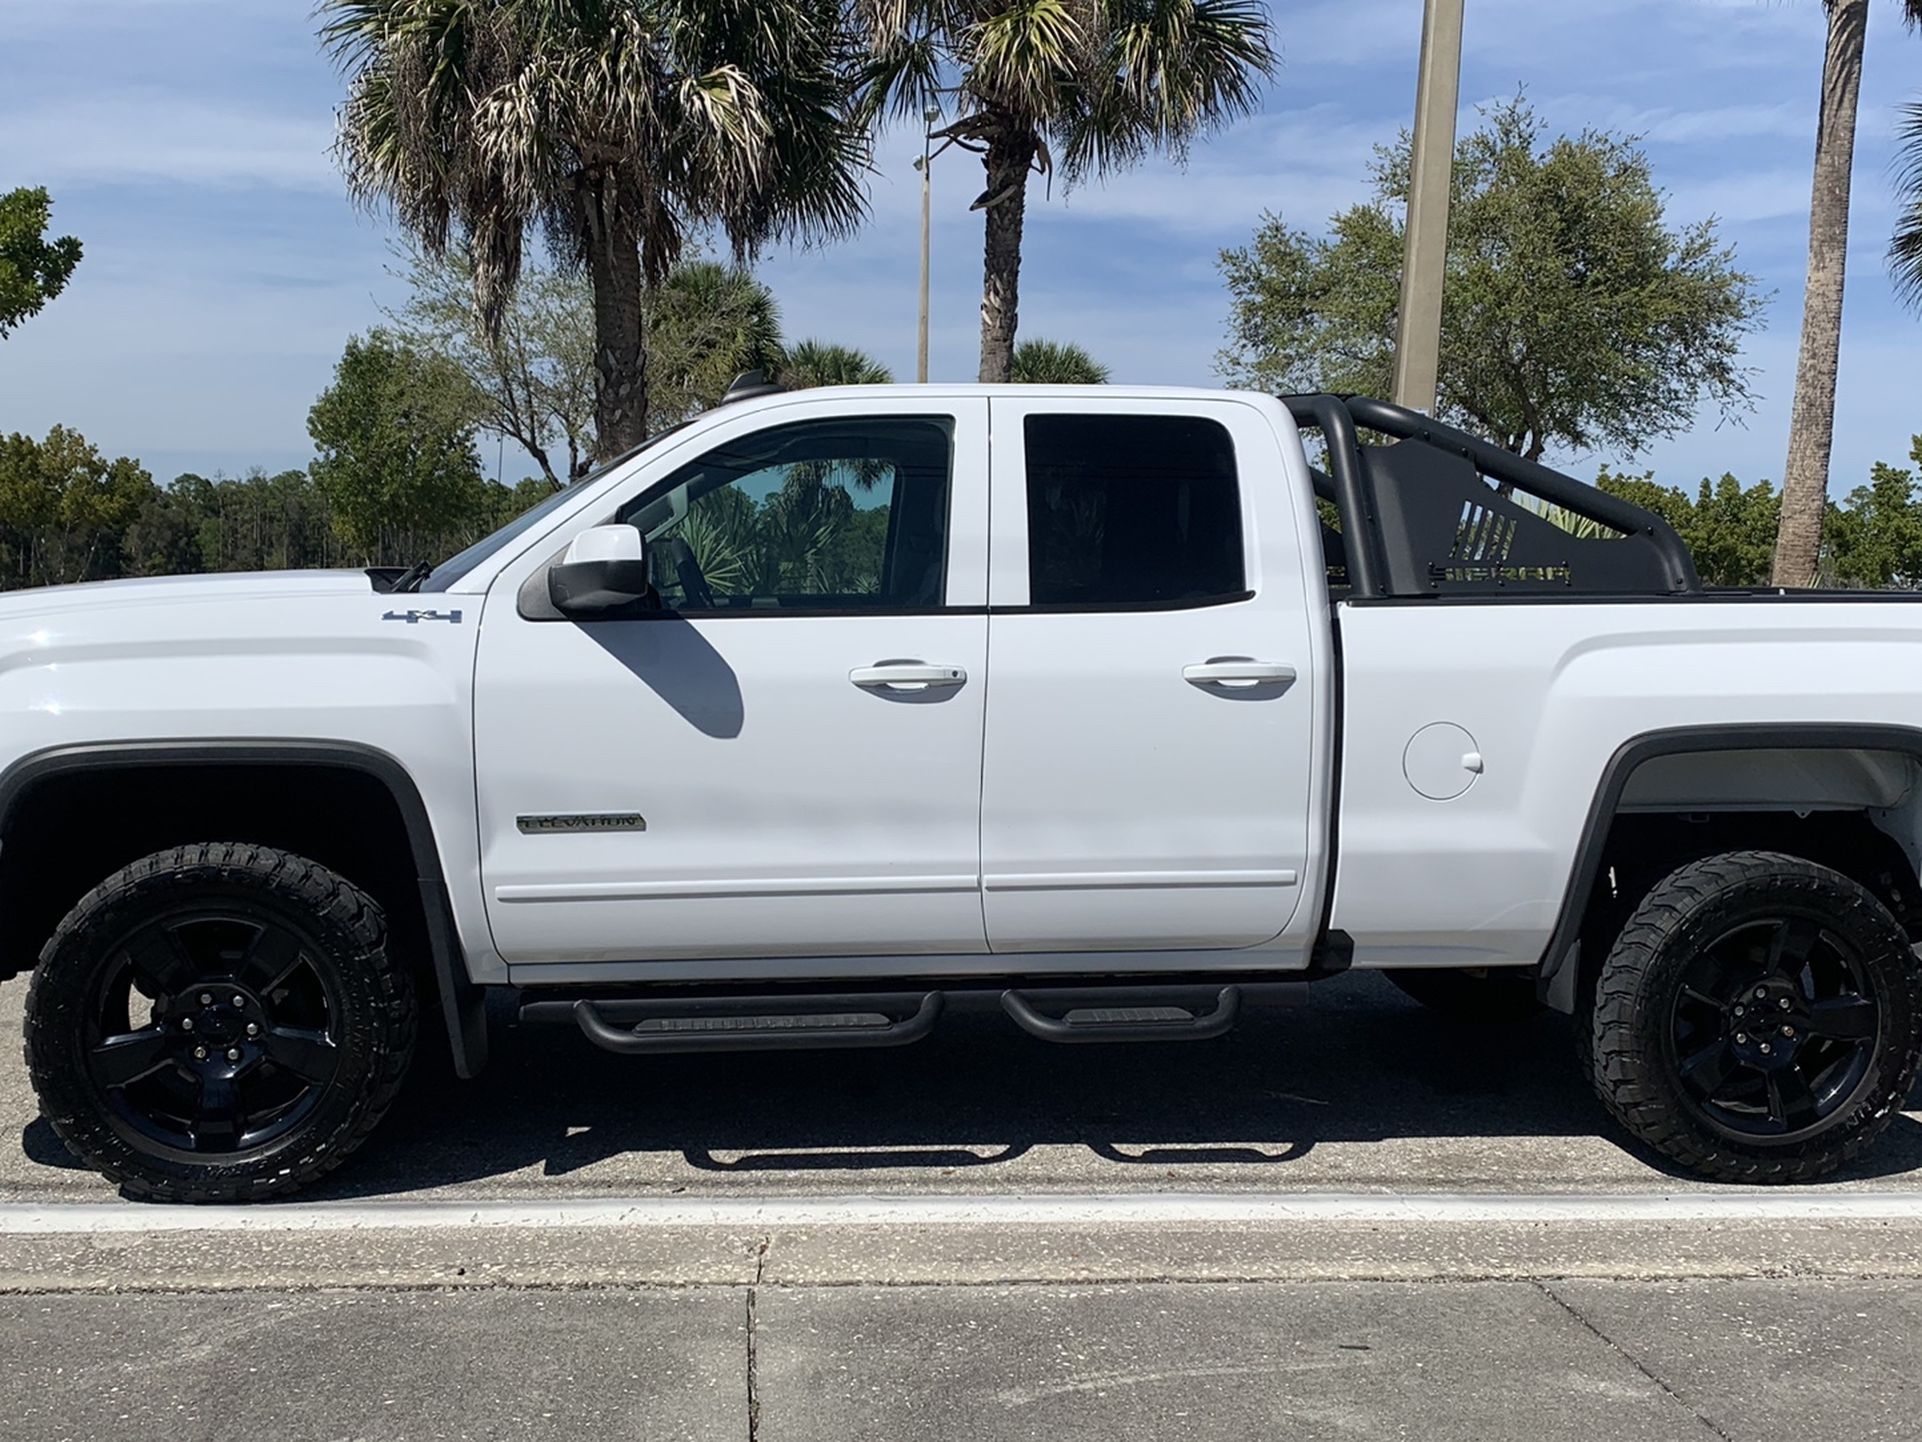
[1391,0,1465,416]
[912,105,941,384]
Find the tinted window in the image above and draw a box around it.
[1023,415,1244,608]
[619,417,953,612]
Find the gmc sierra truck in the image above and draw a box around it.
[6,383,1921,1201]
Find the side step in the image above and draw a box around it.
[524,981,1265,1056]
[555,992,943,1055]
[1001,985,1242,1043]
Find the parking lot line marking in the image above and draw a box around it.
[3,1190,1922,1234]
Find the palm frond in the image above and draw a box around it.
[968,0,1091,120]
[1893,99,1922,310]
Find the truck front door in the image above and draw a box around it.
[979,395,1328,954]
[473,395,991,968]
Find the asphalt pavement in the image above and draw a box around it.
[3,973,1921,1441]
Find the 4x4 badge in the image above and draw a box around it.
[382,609,463,624]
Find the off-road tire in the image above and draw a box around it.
[24,843,415,1202]
[1387,967,1544,1023]
[1589,850,1922,1183]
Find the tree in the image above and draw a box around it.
[857,0,1274,383]
[0,187,83,339]
[647,262,786,426]
[307,332,489,563]
[386,248,596,488]
[323,0,866,456]
[777,340,893,387]
[1011,338,1109,383]
[1218,98,1763,464]
[1597,470,1780,588]
[1827,438,1922,588]
[1772,0,1922,587]
[0,427,152,587]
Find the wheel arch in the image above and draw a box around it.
[1538,723,1922,1014]
[0,740,486,1076]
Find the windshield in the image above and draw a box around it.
[414,430,685,592]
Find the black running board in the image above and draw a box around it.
[562,992,943,1055]
[1000,985,1242,1043]
[524,979,1271,1056]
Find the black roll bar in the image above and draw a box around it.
[1282,394,1703,597]
[1281,394,1388,598]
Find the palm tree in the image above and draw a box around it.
[321,0,866,457]
[1893,100,1922,305]
[1011,337,1110,383]
[647,262,785,428]
[778,340,895,387]
[856,0,1274,384]
[1772,0,1922,587]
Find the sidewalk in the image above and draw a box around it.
[5,1276,1919,1441]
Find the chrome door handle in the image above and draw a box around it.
[850,662,968,691]
[1183,660,1297,688]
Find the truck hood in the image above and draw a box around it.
[0,570,380,621]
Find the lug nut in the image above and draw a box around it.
[180,1017,194,1032]
[1755,988,1768,1001]
[198,992,212,1006]
[1779,997,1792,1010]
[231,995,244,1008]
[1782,1025,1796,1038]
[1760,1042,1773,1055]
[1735,1032,1749,1044]
[1734,1005,1746,1017]
[245,1022,260,1038]
[226,1048,241,1062]
[193,1046,208,1061]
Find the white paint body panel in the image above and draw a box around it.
[1330,600,1922,968]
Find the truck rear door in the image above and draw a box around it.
[978,394,1329,954]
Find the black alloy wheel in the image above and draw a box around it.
[1666,914,1881,1141]
[82,908,343,1158]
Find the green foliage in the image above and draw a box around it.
[858,0,1275,183]
[777,340,893,388]
[385,247,597,486]
[0,187,83,339]
[1218,97,1765,462]
[648,263,787,424]
[1010,338,1109,383]
[857,0,1275,377]
[0,427,149,587]
[1894,99,1922,311]
[1596,470,1780,587]
[322,0,867,448]
[1827,439,1922,588]
[306,331,490,563]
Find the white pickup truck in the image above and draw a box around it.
[5,382,1921,1200]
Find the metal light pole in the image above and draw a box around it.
[1391,0,1465,415]
[913,106,940,383]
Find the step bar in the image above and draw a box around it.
[567,993,942,1055]
[523,981,1268,1056]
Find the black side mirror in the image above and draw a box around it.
[548,525,651,616]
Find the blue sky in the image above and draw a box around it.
[1,0,1919,493]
